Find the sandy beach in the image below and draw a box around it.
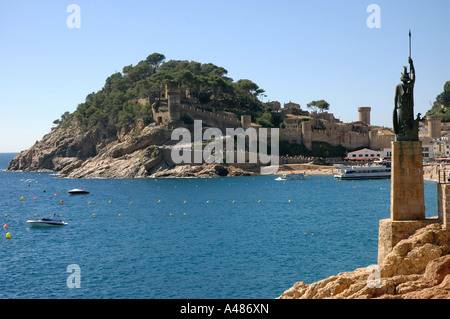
[276,163,335,176]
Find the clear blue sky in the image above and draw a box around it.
[0,0,449,152]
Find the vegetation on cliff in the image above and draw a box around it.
[54,52,280,134]
[425,80,450,121]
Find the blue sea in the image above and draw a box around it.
[0,153,438,299]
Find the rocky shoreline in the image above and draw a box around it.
[278,223,450,299]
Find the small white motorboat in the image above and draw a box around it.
[27,214,68,227]
[68,188,90,195]
[275,172,305,181]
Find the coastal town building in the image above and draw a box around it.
[345,148,381,160]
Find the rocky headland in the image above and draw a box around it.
[278,223,450,299]
[7,120,258,179]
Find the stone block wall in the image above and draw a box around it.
[390,141,425,220]
[437,183,450,229]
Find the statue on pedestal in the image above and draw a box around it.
[393,31,421,141]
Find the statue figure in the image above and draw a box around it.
[393,32,420,141]
[393,57,420,141]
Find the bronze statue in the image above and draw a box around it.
[393,31,420,141]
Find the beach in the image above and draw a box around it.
[276,163,335,176]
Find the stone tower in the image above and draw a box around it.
[427,115,442,139]
[241,115,251,130]
[167,84,181,121]
[358,107,371,125]
[302,121,312,150]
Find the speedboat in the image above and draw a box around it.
[275,172,305,181]
[68,188,90,194]
[27,214,68,227]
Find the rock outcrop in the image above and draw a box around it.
[278,223,450,299]
[7,121,258,179]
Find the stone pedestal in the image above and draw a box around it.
[390,141,425,220]
[378,141,430,264]
[437,183,450,230]
[377,218,438,264]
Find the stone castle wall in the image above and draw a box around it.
[178,104,241,129]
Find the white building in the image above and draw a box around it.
[346,148,382,160]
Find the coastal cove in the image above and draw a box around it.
[0,153,439,298]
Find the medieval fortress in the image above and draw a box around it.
[144,84,447,158]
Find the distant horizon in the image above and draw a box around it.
[1,0,449,152]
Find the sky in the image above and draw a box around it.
[0,0,449,152]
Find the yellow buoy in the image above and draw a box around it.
[288,200,291,203]
[206,201,210,204]
[20,196,24,201]
[6,232,11,239]
[130,201,133,205]
[88,201,91,205]
[93,213,96,216]
[232,200,235,203]
[184,200,187,204]
[184,213,186,216]
[118,213,121,216]
[109,200,112,204]
[258,200,261,203]
[34,214,37,217]
[158,200,161,203]
[60,214,63,217]
[170,213,173,216]
[4,214,7,217]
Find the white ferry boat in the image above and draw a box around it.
[334,163,391,180]
[275,172,305,181]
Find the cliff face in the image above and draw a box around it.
[7,123,116,172]
[7,121,256,179]
[278,223,450,299]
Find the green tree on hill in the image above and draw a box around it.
[425,81,450,121]
[307,100,330,113]
[55,52,272,133]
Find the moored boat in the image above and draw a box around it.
[275,172,305,181]
[27,214,68,227]
[68,188,90,194]
[334,163,391,180]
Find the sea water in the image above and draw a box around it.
[0,153,438,299]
